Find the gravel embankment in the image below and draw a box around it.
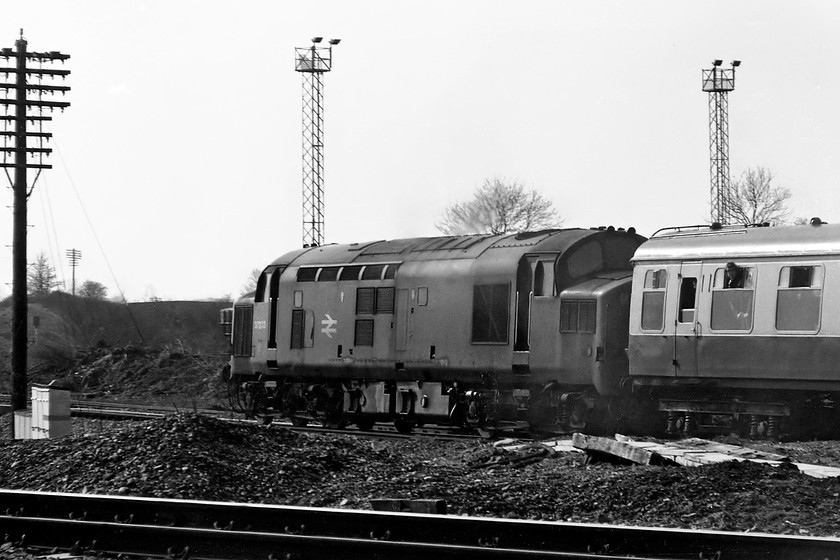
[2,413,840,538]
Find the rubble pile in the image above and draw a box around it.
[43,344,228,409]
[2,414,840,537]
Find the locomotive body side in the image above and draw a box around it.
[226,227,644,432]
[629,222,840,437]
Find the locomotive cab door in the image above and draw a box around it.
[672,262,702,377]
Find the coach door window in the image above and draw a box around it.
[677,277,697,324]
[776,265,823,332]
[711,265,755,331]
[641,269,667,331]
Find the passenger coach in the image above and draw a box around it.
[628,220,840,437]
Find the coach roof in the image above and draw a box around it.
[633,223,840,263]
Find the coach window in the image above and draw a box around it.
[711,266,755,331]
[641,269,667,331]
[776,265,823,332]
[678,277,697,324]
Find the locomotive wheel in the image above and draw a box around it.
[355,417,376,431]
[394,418,415,434]
[259,415,274,426]
[290,417,309,427]
[324,416,348,429]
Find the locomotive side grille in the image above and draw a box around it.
[578,300,596,333]
[376,287,395,314]
[290,309,304,349]
[560,301,578,333]
[355,319,374,346]
[356,287,376,314]
[233,306,254,357]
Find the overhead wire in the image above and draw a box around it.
[51,138,145,344]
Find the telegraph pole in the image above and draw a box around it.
[295,37,340,248]
[702,59,740,225]
[66,248,81,295]
[1,30,70,436]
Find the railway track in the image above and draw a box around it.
[0,393,481,441]
[2,490,838,560]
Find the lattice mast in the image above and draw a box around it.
[295,37,340,247]
[702,59,740,225]
[0,31,70,430]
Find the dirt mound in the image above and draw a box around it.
[45,344,229,409]
[1,414,839,536]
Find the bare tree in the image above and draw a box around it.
[27,252,60,295]
[78,280,108,300]
[730,167,792,225]
[242,268,262,295]
[437,178,563,235]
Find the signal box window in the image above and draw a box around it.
[776,265,823,332]
[471,284,510,344]
[711,265,755,331]
[641,269,667,331]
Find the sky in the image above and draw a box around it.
[1,1,839,302]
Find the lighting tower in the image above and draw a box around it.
[702,59,741,225]
[66,248,81,295]
[0,30,70,433]
[295,37,340,247]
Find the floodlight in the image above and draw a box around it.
[731,60,741,67]
[713,59,723,66]
[311,37,323,43]
[329,39,341,45]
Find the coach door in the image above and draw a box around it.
[672,262,702,377]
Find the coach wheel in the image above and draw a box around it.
[394,418,415,434]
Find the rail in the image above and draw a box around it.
[2,490,839,560]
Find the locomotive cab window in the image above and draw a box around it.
[641,269,667,332]
[711,265,755,331]
[776,265,823,332]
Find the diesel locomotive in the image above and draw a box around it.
[221,220,840,438]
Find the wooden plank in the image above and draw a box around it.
[571,433,673,465]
